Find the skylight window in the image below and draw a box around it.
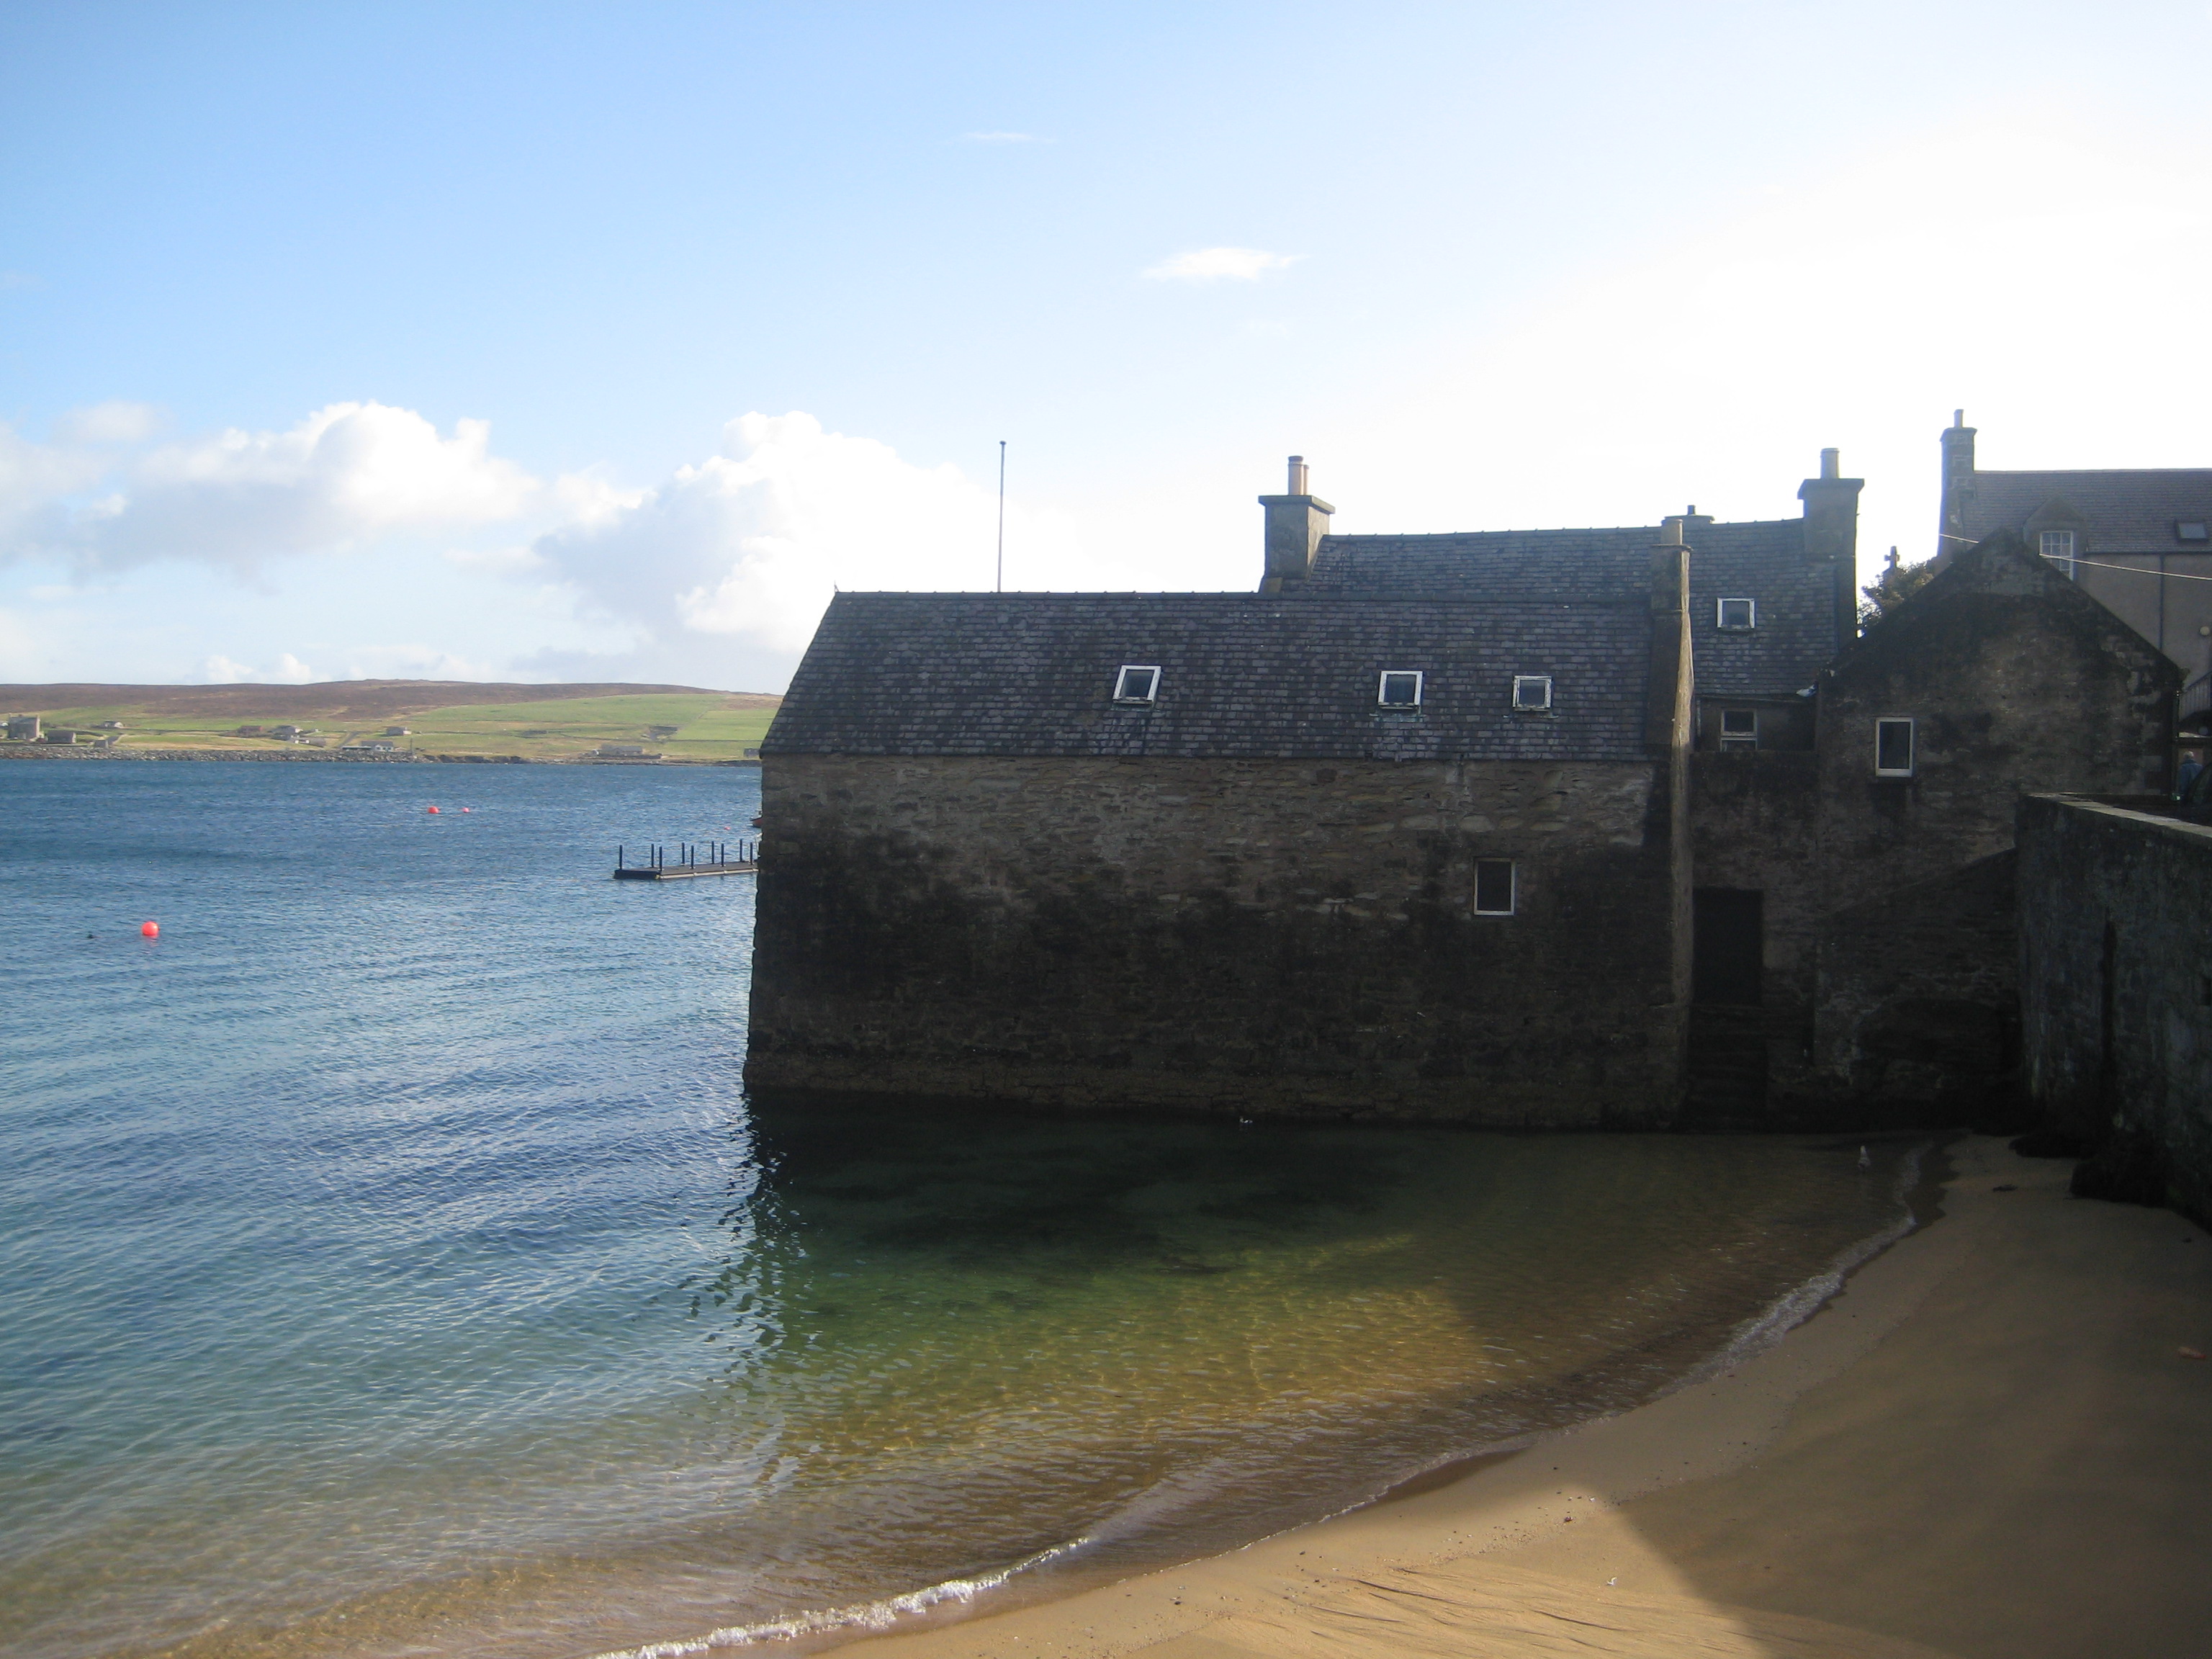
[1112,665,1160,703]
[1716,598,1756,630]
[1875,717,1915,777]
[1377,670,1424,707]
[2179,522,2208,542]
[1511,675,1553,711]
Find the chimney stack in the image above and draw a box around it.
[1937,410,1977,565]
[1258,454,1334,593]
[1797,446,1865,653]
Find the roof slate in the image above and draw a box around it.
[1958,469,2212,553]
[763,593,1653,763]
[1307,518,1832,697]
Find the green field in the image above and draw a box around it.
[13,688,781,763]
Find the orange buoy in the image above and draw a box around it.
[140,920,159,939]
[426,805,440,814]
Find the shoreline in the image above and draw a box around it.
[0,748,760,765]
[797,1136,2212,1659]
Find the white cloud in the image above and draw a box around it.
[202,651,317,684]
[1142,246,1303,282]
[527,410,1107,687]
[11,401,539,574]
[53,402,163,445]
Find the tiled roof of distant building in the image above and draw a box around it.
[1955,469,2212,554]
[763,593,1654,763]
[1305,517,1833,698]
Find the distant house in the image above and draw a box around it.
[384,727,411,737]
[272,725,305,740]
[96,720,123,730]
[341,740,398,755]
[1937,410,2212,679]
[596,743,657,758]
[5,715,40,742]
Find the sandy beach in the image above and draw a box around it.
[827,1138,2212,1659]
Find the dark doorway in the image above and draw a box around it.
[1693,889,1763,1005]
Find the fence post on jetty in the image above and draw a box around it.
[618,844,624,871]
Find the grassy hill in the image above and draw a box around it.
[0,681,781,762]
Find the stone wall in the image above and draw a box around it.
[2018,795,2212,1222]
[1797,540,2175,1119]
[747,754,1686,1125]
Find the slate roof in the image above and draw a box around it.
[1306,518,1833,698]
[1956,469,2212,554]
[764,593,1653,763]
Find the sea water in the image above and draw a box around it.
[0,762,1924,1659]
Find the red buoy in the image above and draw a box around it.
[426,805,440,814]
[140,920,159,939]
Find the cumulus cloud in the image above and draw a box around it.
[527,410,1105,686]
[53,402,164,445]
[1142,246,1303,282]
[11,401,538,573]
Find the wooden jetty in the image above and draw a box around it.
[614,839,757,881]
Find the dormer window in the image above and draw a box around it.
[1511,675,1553,711]
[2179,522,2208,542]
[1377,670,1424,707]
[1719,709,1758,752]
[1716,598,1756,631]
[2039,529,2077,580]
[1112,665,1160,703]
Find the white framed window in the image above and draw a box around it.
[1716,597,1756,630]
[1473,858,1516,915]
[1511,675,1553,711]
[1377,670,1424,707]
[1112,665,1160,703]
[1719,709,1758,752]
[1875,716,1915,776]
[2039,529,2078,580]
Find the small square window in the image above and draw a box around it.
[1377,670,1424,707]
[1716,598,1756,630]
[1473,859,1516,915]
[2178,522,2208,542]
[1719,709,1758,752]
[1875,716,1915,776]
[1511,675,1553,711]
[1113,665,1160,703]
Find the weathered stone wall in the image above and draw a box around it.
[1812,852,2019,1124]
[2018,795,2212,1222]
[1799,547,2175,1117]
[747,754,1686,1125]
[1688,751,1822,1112]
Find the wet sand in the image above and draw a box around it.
[828,1138,2212,1659]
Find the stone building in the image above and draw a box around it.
[1936,411,2212,693]
[752,454,2178,1128]
[1694,531,2176,1127]
[749,547,1696,1124]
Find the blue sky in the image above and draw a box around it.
[5,1,2211,691]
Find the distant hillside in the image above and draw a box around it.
[0,680,775,721]
[0,680,783,763]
